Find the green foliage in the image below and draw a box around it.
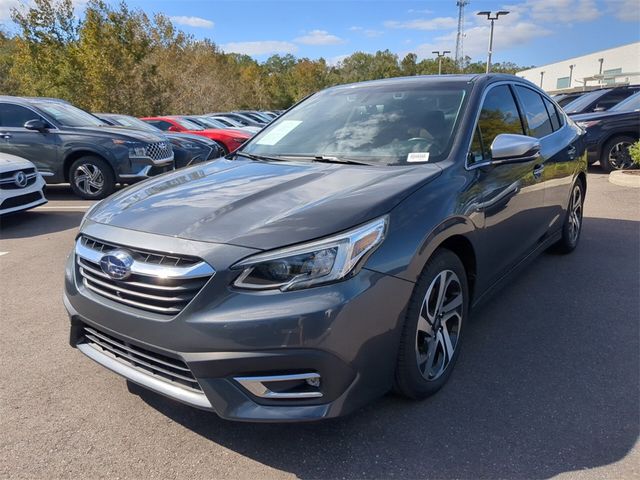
[2,0,535,114]
[629,140,640,167]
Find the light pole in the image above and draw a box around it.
[477,10,509,73]
[432,50,451,75]
[539,71,545,88]
[569,64,575,88]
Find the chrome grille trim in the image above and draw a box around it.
[81,325,202,392]
[75,236,214,315]
[145,141,173,162]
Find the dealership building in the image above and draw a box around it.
[517,42,640,94]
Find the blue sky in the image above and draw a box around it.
[1,0,639,67]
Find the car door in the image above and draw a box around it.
[0,102,60,178]
[468,83,547,283]
[512,85,578,235]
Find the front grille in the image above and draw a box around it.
[76,235,214,315]
[0,190,43,209]
[81,324,201,391]
[0,168,38,190]
[145,141,173,161]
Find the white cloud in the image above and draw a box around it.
[384,17,458,30]
[407,8,433,14]
[169,15,214,28]
[327,54,349,67]
[294,29,344,45]
[413,17,552,60]
[514,0,600,22]
[349,26,383,38]
[0,0,21,21]
[605,0,640,22]
[221,40,298,56]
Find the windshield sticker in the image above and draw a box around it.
[407,152,430,163]
[256,120,302,145]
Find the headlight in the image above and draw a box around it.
[181,142,201,150]
[112,139,147,158]
[232,216,387,291]
[576,120,600,129]
[231,137,247,144]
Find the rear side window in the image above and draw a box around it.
[146,120,173,131]
[514,86,553,138]
[543,97,562,131]
[0,103,41,127]
[470,84,525,162]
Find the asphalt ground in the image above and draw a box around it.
[1,171,638,479]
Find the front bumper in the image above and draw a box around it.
[64,223,415,422]
[118,156,175,181]
[0,175,47,215]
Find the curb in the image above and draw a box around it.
[609,170,640,188]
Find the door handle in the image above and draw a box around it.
[0,133,12,139]
[567,145,577,159]
[533,164,545,178]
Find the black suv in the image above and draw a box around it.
[0,97,174,199]
[563,85,640,115]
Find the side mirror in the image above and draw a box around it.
[490,133,541,164]
[24,119,48,131]
[167,125,180,132]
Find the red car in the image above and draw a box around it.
[141,116,250,154]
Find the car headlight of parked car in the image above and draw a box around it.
[576,120,601,129]
[112,139,147,158]
[232,216,388,291]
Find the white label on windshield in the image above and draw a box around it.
[407,152,430,163]
[256,120,302,145]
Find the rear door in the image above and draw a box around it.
[469,83,547,283]
[512,85,579,234]
[0,102,61,179]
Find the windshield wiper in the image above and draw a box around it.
[233,151,284,162]
[312,155,371,165]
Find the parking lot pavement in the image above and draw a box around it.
[1,172,638,479]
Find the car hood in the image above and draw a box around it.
[0,153,35,172]
[571,110,636,122]
[70,126,167,143]
[89,158,442,250]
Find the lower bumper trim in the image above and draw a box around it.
[77,342,214,410]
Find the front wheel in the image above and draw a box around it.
[395,249,468,399]
[600,136,636,172]
[69,156,115,200]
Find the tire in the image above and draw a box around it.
[394,248,469,399]
[69,156,115,200]
[552,178,585,254]
[600,135,636,172]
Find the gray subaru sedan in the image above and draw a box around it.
[64,74,587,422]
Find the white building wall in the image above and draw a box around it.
[517,42,640,93]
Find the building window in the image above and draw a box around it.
[556,76,570,89]
[603,67,622,85]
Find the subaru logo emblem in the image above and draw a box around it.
[13,171,28,188]
[100,250,134,280]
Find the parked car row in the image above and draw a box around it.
[0,95,279,201]
[552,86,640,172]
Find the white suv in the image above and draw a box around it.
[0,152,47,215]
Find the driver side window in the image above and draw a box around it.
[0,103,42,128]
[469,85,525,164]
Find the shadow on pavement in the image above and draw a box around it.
[130,216,639,479]
[0,210,84,238]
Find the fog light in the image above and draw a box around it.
[306,376,321,388]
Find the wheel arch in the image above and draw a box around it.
[63,150,114,182]
[598,131,639,161]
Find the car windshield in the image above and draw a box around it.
[242,83,468,165]
[35,102,106,127]
[194,117,225,129]
[563,90,608,113]
[610,92,640,111]
[108,115,163,133]
[174,117,204,130]
[215,117,242,127]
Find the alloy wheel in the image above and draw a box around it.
[74,163,105,196]
[568,184,583,244]
[608,141,633,170]
[415,270,463,381]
